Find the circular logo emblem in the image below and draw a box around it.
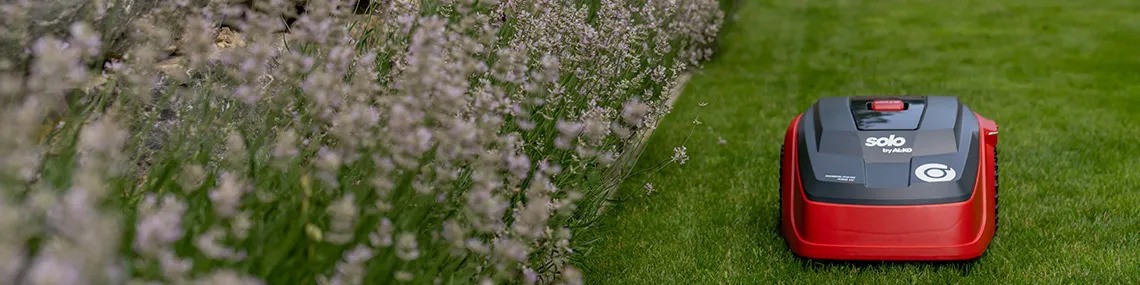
[915,163,957,182]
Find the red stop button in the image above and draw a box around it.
[870,99,905,111]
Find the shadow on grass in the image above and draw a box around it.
[795,258,978,275]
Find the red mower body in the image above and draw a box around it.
[779,96,999,261]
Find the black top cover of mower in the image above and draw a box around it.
[796,96,981,205]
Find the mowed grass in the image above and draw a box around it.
[577,0,1140,283]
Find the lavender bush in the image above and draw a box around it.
[0,0,722,284]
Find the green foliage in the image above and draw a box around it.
[580,0,1140,283]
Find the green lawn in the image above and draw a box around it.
[577,0,1140,283]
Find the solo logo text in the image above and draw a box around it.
[865,135,913,153]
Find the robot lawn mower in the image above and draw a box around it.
[779,96,999,261]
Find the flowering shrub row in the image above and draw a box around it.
[0,0,722,284]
